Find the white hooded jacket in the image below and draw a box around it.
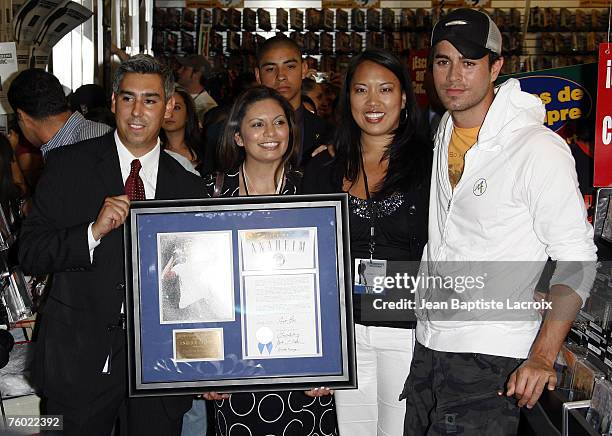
[416,78,597,358]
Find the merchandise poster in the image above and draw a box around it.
[0,42,17,114]
[408,49,429,108]
[12,0,68,47]
[595,44,612,187]
[499,63,597,220]
[10,0,92,70]
[238,228,323,359]
[198,24,211,57]
[33,2,92,49]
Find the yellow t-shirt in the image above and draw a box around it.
[448,125,480,189]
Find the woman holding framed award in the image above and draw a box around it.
[302,49,432,436]
[202,85,338,436]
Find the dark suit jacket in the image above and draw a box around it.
[19,132,205,418]
[300,106,333,166]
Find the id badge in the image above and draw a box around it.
[354,258,387,294]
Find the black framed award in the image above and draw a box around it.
[124,194,356,396]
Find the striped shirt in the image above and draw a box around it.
[41,111,112,158]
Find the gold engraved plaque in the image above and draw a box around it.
[174,329,224,361]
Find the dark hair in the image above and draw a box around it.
[113,54,174,103]
[84,106,116,128]
[302,78,318,94]
[256,34,302,66]
[217,86,298,180]
[334,49,431,197]
[70,84,107,114]
[160,86,203,163]
[428,46,501,71]
[233,71,257,97]
[489,52,501,68]
[206,71,231,105]
[7,69,68,119]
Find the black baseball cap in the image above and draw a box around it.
[431,9,502,59]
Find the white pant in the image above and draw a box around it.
[335,324,414,436]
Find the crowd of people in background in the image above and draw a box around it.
[2,38,344,202]
[0,8,597,436]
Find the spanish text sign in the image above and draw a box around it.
[595,44,612,187]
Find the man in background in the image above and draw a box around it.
[255,35,331,166]
[176,54,218,121]
[8,69,111,159]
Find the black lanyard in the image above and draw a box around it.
[360,157,376,261]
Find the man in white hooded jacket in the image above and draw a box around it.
[402,9,597,436]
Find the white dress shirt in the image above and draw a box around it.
[87,131,161,253]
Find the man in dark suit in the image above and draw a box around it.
[19,55,204,435]
[254,35,331,166]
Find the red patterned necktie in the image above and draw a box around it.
[125,159,145,201]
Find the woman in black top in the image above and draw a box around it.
[203,86,337,436]
[302,49,432,436]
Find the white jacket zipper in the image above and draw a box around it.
[436,145,477,264]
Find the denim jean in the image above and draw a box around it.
[181,398,207,436]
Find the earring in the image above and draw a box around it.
[234,132,243,147]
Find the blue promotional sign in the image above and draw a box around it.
[515,75,592,133]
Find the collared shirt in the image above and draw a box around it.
[114,130,160,199]
[41,111,112,158]
[87,131,161,252]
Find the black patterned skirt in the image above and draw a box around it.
[213,390,338,436]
